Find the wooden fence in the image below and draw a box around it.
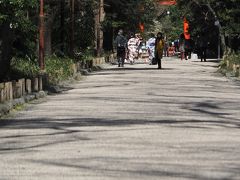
[0,56,111,105]
[0,77,43,104]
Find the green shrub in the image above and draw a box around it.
[45,56,74,85]
[220,52,240,77]
[10,55,78,85]
[224,52,240,65]
[11,57,40,79]
[74,48,94,62]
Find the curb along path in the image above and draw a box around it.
[0,58,240,180]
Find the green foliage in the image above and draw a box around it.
[10,57,40,78]
[0,0,38,65]
[51,0,96,55]
[0,0,38,24]
[0,0,38,38]
[10,55,78,85]
[159,5,183,41]
[176,0,240,51]
[80,48,94,62]
[219,52,240,77]
[104,0,157,33]
[45,56,74,85]
[225,52,240,65]
[75,0,95,49]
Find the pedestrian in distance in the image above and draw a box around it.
[199,32,208,62]
[194,35,201,58]
[168,42,175,57]
[135,33,142,58]
[146,33,156,65]
[174,39,179,52]
[155,32,165,69]
[114,29,127,67]
[127,33,139,65]
[179,33,185,60]
[184,38,191,60]
[164,41,169,57]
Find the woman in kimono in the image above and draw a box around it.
[127,33,139,64]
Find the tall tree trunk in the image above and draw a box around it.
[44,13,54,56]
[0,23,14,81]
[205,3,226,53]
[43,3,60,57]
[39,0,45,70]
[99,0,105,55]
[60,0,65,52]
[70,0,75,57]
[94,7,99,55]
[95,0,105,56]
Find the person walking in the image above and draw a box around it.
[184,39,191,60]
[127,33,139,65]
[155,32,165,69]
[168,42,175,57]
[146,33,156,65]
[199,32,208,62]
[114,29,127,67]
[164,42,169,57]
[179,33,185,60]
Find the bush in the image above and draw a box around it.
[11,57,40,79]
[74,48,94,62]
[45,56,74,85]
[219,52,240,77]
[10,55,80,85]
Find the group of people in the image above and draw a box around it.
[178,32,208,62]
[114,30,144,67]
[114,29,208,69]
[115,29,165,69]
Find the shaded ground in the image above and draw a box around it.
[0,57,240,180]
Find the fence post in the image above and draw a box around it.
[38,76,43,91]
[0,83,4,103]
[26,79,32,94]
[32,78,39,92]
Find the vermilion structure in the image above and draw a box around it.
[159,0,177,5]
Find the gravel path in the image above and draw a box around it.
[1,58,240,180]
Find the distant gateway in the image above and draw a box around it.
[159,0,177,5]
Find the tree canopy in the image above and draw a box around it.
[0,0,239,81]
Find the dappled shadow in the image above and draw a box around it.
[99,67,175,72]
[191,59,221,63]
[0,99,239,156]
[1,115,240,133]
[29,157,240,180]
[1,113,239,177]
[191,63,220,68]
[82,66,176,77]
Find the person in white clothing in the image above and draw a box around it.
[127,33,139,64]
[146,33,156,65]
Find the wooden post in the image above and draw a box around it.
[70,0,75,57]
[39,76,43,91]
[39,0,45,70]
[26,79,32,94]
[32,78,39,92]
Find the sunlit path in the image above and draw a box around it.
[1,58,240,180]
